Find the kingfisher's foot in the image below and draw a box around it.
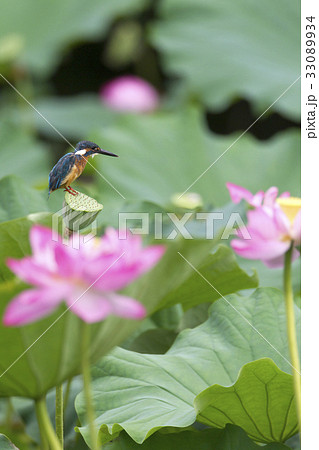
[64,186,78,196]
[68,186,78,195]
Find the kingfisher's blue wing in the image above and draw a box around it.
[48,153,75,193]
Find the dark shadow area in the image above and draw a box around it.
[206,100,300,140]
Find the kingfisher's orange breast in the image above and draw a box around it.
[61,157,88,187]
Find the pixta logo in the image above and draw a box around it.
[118,212,250,240]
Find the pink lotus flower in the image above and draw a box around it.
[100,76,159,112]
[226,182,290,208]
[226,183,301,268]
[4,226,165,326]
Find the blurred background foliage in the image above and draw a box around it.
[0,0,300,211]
[0,0,300,448]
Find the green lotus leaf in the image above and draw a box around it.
[95,109,300,208]
[106,424,290,449]
[151,0,300,119]
[0,176,48,223]
[160,244,258,310]
[0,434,18,449]
[0,0,148,75]
[194,358,298,443]
[0,125,50,186]
[76,288,300,445]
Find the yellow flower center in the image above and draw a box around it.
[93,237,101,247]
[276,197,301,224]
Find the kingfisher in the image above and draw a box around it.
[48,140,118,197]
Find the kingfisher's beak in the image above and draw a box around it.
[96,149,118,157]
